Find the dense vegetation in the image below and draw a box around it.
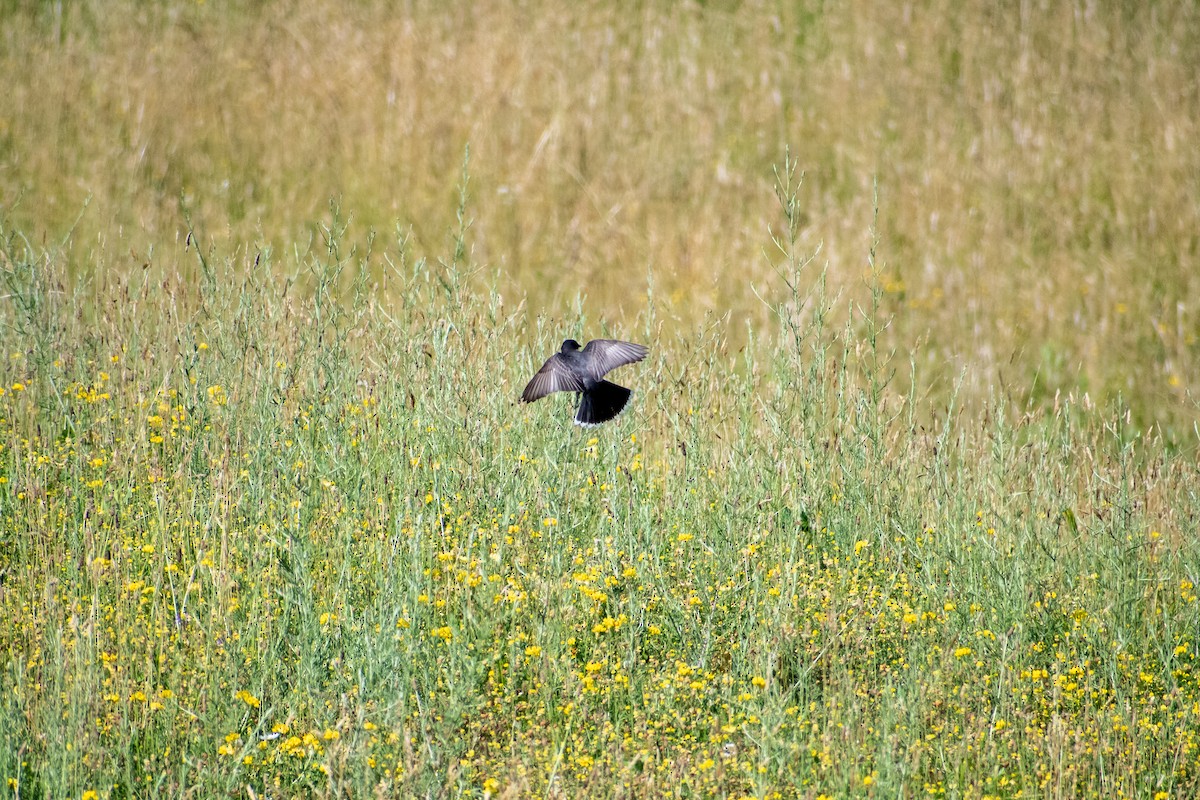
[1,1,1197,797]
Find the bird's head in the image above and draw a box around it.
[561,339,582,352]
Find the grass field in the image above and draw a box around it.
[2,1,1199,798]
[3,0,1199,433]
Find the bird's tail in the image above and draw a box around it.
[575,381,632,427]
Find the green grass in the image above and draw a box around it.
[1,166,1198,798]
[2,1,1199,796]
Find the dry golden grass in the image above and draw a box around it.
[1,0,1198,432]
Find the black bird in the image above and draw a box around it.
[521,339,649,426]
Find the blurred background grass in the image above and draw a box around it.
[1,0,1197,434]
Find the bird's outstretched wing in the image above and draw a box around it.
[521,354,586,402]
[580,340,649,380]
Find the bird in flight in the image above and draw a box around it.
[521,339,649,426]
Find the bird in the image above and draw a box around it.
[521,338,649,427]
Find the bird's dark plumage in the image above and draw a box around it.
[521,338,648,426]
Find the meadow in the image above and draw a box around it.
[2,1,1199,798]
